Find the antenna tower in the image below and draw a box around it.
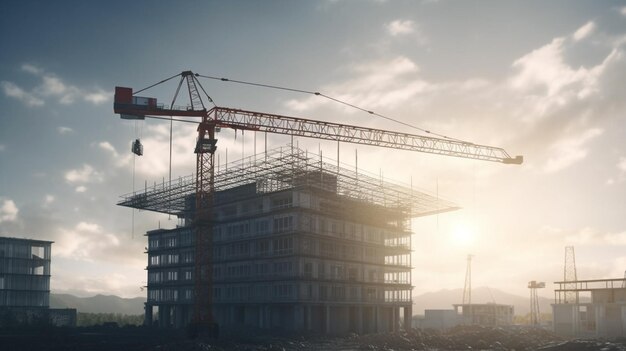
[462,254,473,324]
[564,246,578,304]
[528,280,545,326]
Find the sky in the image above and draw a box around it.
[1,0,626,303]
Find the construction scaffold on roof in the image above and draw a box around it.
[118,146,459,217]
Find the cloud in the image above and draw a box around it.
[75,186,87,193]
[0,81,44,106]
[84,88,110,105]
[621,6,626,16]
[510,38,602,100]
[55,221,119,260]
[21,63,43,75]
[386,20,415,36]
[97,141,133,168]
[285,56,435,114]
[2,64,111,107]
[606,157,626,185]
[65,164,103,183]
[565,227,626,246]
[44,195,55,205]
[0,198,19,223]
[57,126,74,134]
[98,141,117,155]
[0,144,5,152]
[543,128,602,173]
[573,21,595,41]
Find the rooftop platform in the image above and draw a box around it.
[118,146,458,218]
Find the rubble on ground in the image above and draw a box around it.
[2,324,625,351]
[353,325,563,350]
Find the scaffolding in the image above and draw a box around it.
[118,146,458,218]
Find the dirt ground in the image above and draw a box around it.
[1,325,625,351]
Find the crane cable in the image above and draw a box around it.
[196,74,470,144]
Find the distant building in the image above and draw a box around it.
[552,278,626,338]
[125,147,457,333]
[453,303,514,326]
[0,236,76,327]
[414,309,460,330]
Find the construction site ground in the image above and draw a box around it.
[2,325,626,351]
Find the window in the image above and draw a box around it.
[273,261,293,276]
[318,263,325,279]
[254,263,268,275]
[166,271,178,281]
[255,220,269,235]
[150,255,160,266]
[165,236,176,247]
[214,287,221,300]
[149,238,159,249]
[148,272,162,283]
[273,237,293,255]
[271,196,292,209]
[330,265,344,280]
[274,284,293,298]
[181,251,194,263]
[320,242,333,257]
[320,286,328,300]
[331,286,345,300]
[273,216,293,233]
[304,262,313,278]
[255,240,269,256]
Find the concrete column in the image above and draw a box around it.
[259,305,264,328]
[159,305,170,328]
[306,305,312,331]
[392,307,397,332]
[374,306,380,333]
[175,305,184,328]
[404,305,412,330]
[294,305,304,331]
[357,306,363,333]
[144,304,153,326]
[595,305,605,338]
[325,305,331,334]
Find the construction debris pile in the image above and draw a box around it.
[5,325,626,351]
[353,326,563,351]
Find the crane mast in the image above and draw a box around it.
[113,70,522,336]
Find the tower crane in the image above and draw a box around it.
[113,70,522,336]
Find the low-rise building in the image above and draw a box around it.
[0,236,76,327]
[553,278,626,338]
[453,303,514,326]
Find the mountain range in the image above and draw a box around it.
[50,293,145,315]
[50,287,553,316]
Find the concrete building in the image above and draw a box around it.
[453,303,514,326]
[415,309,460,330]
[0,237,52,309]
[553,278,626,338]
[0,236,76,327]
[121,147,456,333]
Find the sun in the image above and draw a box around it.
[451,224,475,246]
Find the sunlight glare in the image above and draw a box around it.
[451,224,475,246]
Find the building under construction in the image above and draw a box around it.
[0,236,76,327]
[120,146,456,333]
[553,278,626,338]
